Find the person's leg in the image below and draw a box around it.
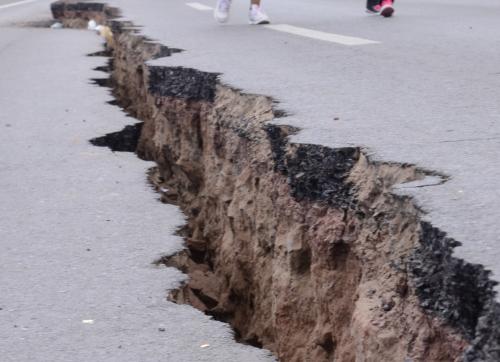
[366,0,382,14]
[366,0,394,17]
[380,0,395,17]
[214,0,232,23]
[214,0,270,24]
[249,0,270,24]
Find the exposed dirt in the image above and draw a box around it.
[51,1,116,28]
[52,2,500,361]
[139,87,467,361]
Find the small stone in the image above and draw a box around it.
[158,327,166,332]
[381,297,395,312]
[382,303,394,312]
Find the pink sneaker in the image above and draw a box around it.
[380,0,395,17]
[366,3,381,14]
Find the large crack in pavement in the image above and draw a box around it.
[51,1,500,361]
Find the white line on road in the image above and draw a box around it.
[264,24,380,46]
[0,0,40,11]
[186,2,213,11]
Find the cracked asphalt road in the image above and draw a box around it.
[1,0,499,360]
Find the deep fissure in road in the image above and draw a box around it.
[52,2,500,361]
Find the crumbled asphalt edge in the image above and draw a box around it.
[50,1,110,19]
[90,123,144,152]
[148,66,218,102]
[51,1,500,359]
[286,145,359,209]
[410,223,500,361]
[264,124,292,173]
[265,124,359,209]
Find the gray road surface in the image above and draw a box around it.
[0,0,24,6]
[1,0,499,360]
[107,0,500,290]
[0,4,273,362]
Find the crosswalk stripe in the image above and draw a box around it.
[264,24,380,46]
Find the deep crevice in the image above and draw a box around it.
[51,2,500,361]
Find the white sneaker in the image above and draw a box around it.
[249,5,270,25]
[214,0,232,23]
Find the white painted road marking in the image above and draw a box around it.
[186,2,213,11]
[264,24,380,46]
[0,0,40,10]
